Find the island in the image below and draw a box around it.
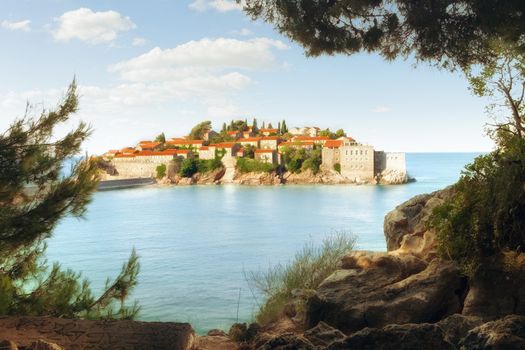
[98,119,409,187]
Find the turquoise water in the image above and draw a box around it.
[47,153,480,333]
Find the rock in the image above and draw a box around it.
[233,171,282,185]
[228,323,260,343]
[306,252,463,333]
[376,169,409,185]
[0,316,195,350]
[195,335,237,350]
[0,340,18,350]
[327,323,455,350]
[303,322,345,347]
[28,340,63,350]
[194,168,226,184]
[437,314,484,346]
[463,252,525,319]
[257,333,316,350]
[383,186,454,255]
[460,315,525,350]
[207,329,228,337]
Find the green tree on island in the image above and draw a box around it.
[0,82,140,319]
[189,121,212,140]
[154,132,166,143]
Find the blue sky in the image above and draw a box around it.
[0,0,493,153]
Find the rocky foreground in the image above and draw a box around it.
[3,186,524,349]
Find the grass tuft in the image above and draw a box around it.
[247,232,355,325]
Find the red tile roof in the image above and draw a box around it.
[212,142,237,148]
[292,136,330,142]
[167,139,203,145]
[139,141,161,149]
[324,140,343,148]
[261,136,281,141]
[279,141,315,147]
[260,128,278,132]
[200,146,210,151]
[227,131,239,135]
[239,137,261,142]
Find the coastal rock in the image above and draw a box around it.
[194,168,226,184]
[459,315,525,350]
[327,323,455,350]
[0,340,18,350]
[257,333,316,350]
[233,171,281,185]
[437,314,484,346]
[195,335,237,350]
[462,252,525,319]
[305,251,463,333]
[383,186,454,255]
[28,340,64,350]
[0,316,195,350]
[282,169,347,185]
[303,322,346,347]
[376,169,409,185]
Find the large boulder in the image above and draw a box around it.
[383,187,454,256]
[327,323,455,350]
[257,333,316,350]
[303,322,346,347]
[0,316,195,350]
[463,252,525,320]
[305,251,463,333]
[437,314,483,346]
[460,315,525,350]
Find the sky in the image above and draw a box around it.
[0,0,494,153]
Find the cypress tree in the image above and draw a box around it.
[0,81,140,319]
[281,120,288,134]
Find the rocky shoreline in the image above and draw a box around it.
[5,186,522,350]
[153,168,412,187]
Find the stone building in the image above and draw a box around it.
[339,143,375,181]
[112,149,193,178]
[322,138,407,182]
[289,126,320,137]
[198,145,215,160]
[212,142,241,157]
[238,137,261,148]
[260,136,282,150]
[255,149,278,164]
[259,128,279,136]
[278,141,315,150]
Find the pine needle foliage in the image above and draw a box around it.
[0,81,140,319]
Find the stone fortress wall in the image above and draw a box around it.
[112,155,175,178]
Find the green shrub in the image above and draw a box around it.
[197,158,223,173]
[179,158,199,177]
[247,233,355,324]
[179,158,223,177]
[333,163,341,173]
[301,149,322,174]
[236,157,277,173]
[429,134,525,275]
[155,164,167,179]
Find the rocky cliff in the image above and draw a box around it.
[243,187,525,350]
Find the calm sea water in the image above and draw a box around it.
[47,153,479,333]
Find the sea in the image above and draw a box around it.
[47,152,480,334]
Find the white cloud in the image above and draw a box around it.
[189,0,244,12]
[132,37,146,46]
[109,37,288,82]
[53,8,136,44]
[231,28,253,36]
[372,106,391,113]
[1,20,31,32]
